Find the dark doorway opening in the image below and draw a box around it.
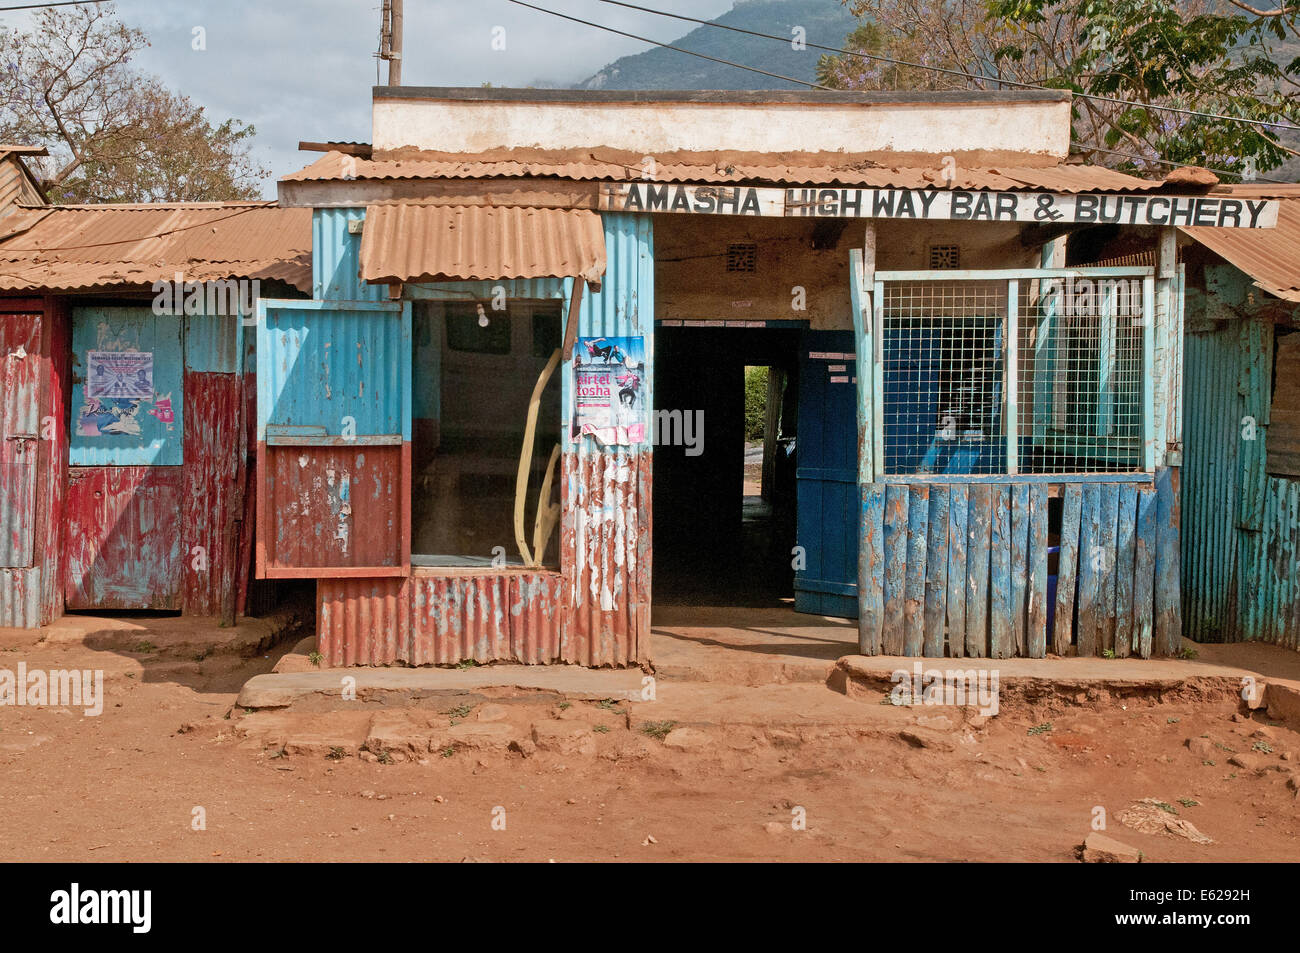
[652,325,801,607]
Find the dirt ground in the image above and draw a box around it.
[1,631,1299,863]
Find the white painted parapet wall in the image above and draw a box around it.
[371,88,1073,161]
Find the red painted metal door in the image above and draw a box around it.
[0,313,41,568]
[64,467,183,610]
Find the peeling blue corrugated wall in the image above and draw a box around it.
[1182,263,1300,649]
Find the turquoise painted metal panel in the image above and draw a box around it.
[406,278,567,301]
[183,313,241,374]
[314,208,386,303]
[881,484,908,654]
[69,307,184,466]
[1054,484,1082,654]
[256,299,410,441]
[1181,319,1243,641]
[562,212,654,446]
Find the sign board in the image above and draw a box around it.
[598,182,1280,228]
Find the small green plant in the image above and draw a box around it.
[308,651,323,667]
[1154,801,1178,815]
[133,640,156,654]
[376,749,393,765]
[1027,722,1053,736]
[641,720,677,740]
[440,746,455,759]
[557,701,572,711]
[1102,649,1115,659]
[1253,740,1274,754]
[1177,797,1199,808]
[327,746,346,761]
[1202,759,1216,766]
[1178,647,1199,660]
[1214,741,1236,753]
[456,659,477,670]
[446,704,473,720]
[596,698,623,712]
[593,724,610,734]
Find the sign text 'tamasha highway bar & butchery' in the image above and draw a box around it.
[599,182,1280,228]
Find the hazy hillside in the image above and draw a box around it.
[579,0,856,90]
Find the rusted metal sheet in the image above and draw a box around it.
[358,204,606,284]
[560,448,650,667]
[409,571,563,665]
[0,312,41,567]
[0,204,311,293]
[64,466,183,610]
[182,371,244,615]
[316,570,564,666]
[35,298,70,626]
[287,149,1160,193]
[0,568,41,627]
[1182,190,1300,301]
[260,444,405,575]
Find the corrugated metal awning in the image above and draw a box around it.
[1182,188,1300,303]
[358,204,606,284]
[286,149,1163,193]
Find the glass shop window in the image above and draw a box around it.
[411,299,563,566]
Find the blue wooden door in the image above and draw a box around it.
[795,330,859,617]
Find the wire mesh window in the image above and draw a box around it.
[878,276,1148,477]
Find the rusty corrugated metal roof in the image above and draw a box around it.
[1182,188,1300,302]
[285,148,1161,193]
[359,204,605,283]
[0,202,311,293]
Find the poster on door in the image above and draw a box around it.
[572,335,645,445]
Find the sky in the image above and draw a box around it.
[39,0,736,196]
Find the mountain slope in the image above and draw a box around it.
[579,0,856,90]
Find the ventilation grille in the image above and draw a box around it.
[726,242,757,273]
[929,244,960,269]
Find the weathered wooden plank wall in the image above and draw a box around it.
[858,473,1178,657]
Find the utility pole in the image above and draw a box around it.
[379,0,403,86]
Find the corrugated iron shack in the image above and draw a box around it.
[1168,186,1300,650]
[262,87,1279,666]
[0,159,310,627]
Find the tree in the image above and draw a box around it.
[819,0,1300,179]
[0,3,266,203]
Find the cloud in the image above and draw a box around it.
[109,0,733,195]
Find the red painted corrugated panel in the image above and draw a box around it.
[261,444,405,574]
[0,312,41,568]
[182,371,245,615]
[35,298,70,625]
[64,466,183,610]
[317,570,566,666]
[560,448,650,667]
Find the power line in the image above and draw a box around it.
[0,0,103,11]
[503,0,829,90]
[595,0,1300,135]
[1075,142,1291,183]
